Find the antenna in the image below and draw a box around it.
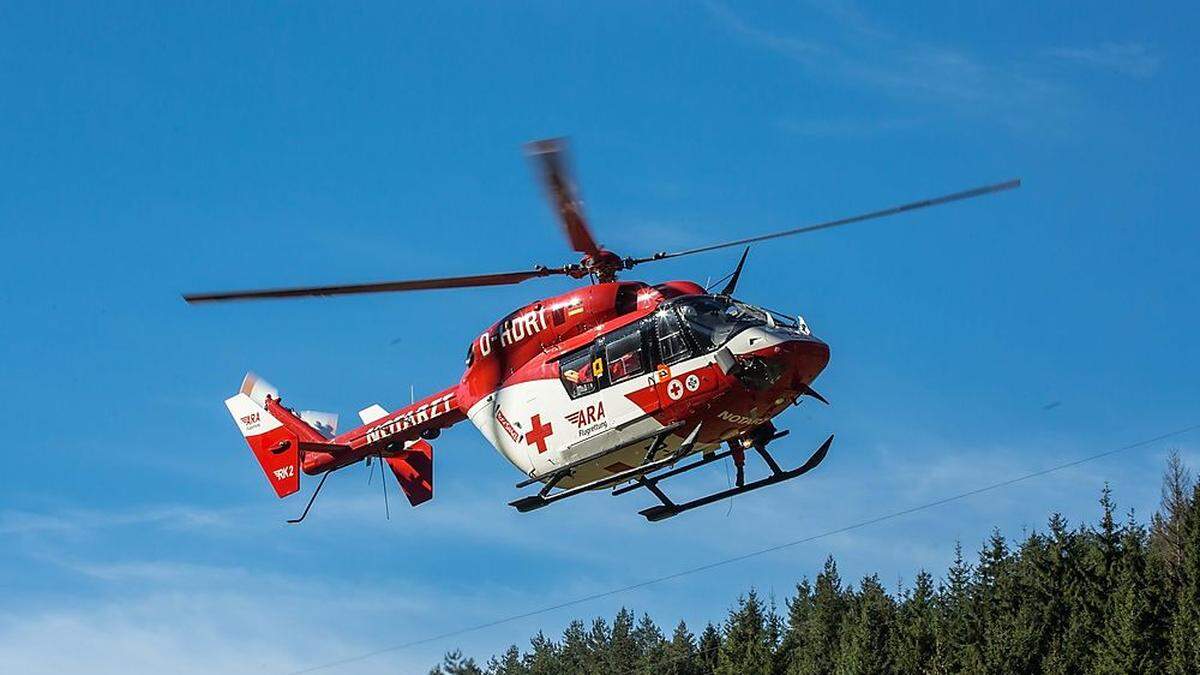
[379,453,390,520]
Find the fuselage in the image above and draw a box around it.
[455,281,829,488]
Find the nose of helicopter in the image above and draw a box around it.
[776,334,830,386]
[725,327,830,391]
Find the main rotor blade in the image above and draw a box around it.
[526,138,603,258]
[630,178,1021,265]
[183,268,558,303]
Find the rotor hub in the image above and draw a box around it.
[579,250,628,282]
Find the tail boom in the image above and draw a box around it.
[225,374,464,508]
[327,386,465,461]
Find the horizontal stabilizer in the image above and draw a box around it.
[386,440,434,507]
[358,404,389,424]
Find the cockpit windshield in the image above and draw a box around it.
[671,295,768,350]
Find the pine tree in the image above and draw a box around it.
[586,616,611,668]
[933,542,979,674]
[776,578,813,674]
[662,620,701,675]
[789,556,847,675]
[1049,489,1122,674]
[1097,484,1121,584]
[975,528,1011,672]
[429,649,484,675]
[717,589,773,675]
[1060,488,1121,673]
[1166,482,1200,674]
[835,574,895,675]
[487,645,527,675]
[1037,513,1103,673]
[558,619,597,674]
[632,612,666,673]
[523,631,560,675]
[975,528,1039,674]
[608,608,638,673]
[1141,517,1173,669]
[891,570,937,673]
[698,623,721,674]
[1094,512,1157,674]
[765,593,783,671]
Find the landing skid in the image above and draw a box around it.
[635,434,833,522]
[507,425,833,521]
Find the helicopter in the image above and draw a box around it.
[186,138,1019,522]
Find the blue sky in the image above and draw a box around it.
[2,1,1198,672]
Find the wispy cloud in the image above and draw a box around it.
[0,552,579,675]
[1046,43,1160,78]
[700,1,1070,120]
[704,1,1084,128]
[0,503,244,537]
[0,575,424,675]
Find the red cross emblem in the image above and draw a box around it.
[525,414,554,454]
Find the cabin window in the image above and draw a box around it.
[654,310,692,365]
[603,324,647,384]
[559,347,599,399]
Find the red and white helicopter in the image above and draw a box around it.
[187,139,1018,522]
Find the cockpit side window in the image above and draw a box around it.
[677,297,726,351]
[674,296,768,351]
[654,310,692,365]
[559,346,599,399]
[602,324,648,384]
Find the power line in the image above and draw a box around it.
[289,422,1200,674]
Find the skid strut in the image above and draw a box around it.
[610,430,788,497]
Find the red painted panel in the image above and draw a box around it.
[245,425,301,498]
[387,440,434,507]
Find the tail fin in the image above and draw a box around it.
[224,373,337,498]
[225,390,302,498]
